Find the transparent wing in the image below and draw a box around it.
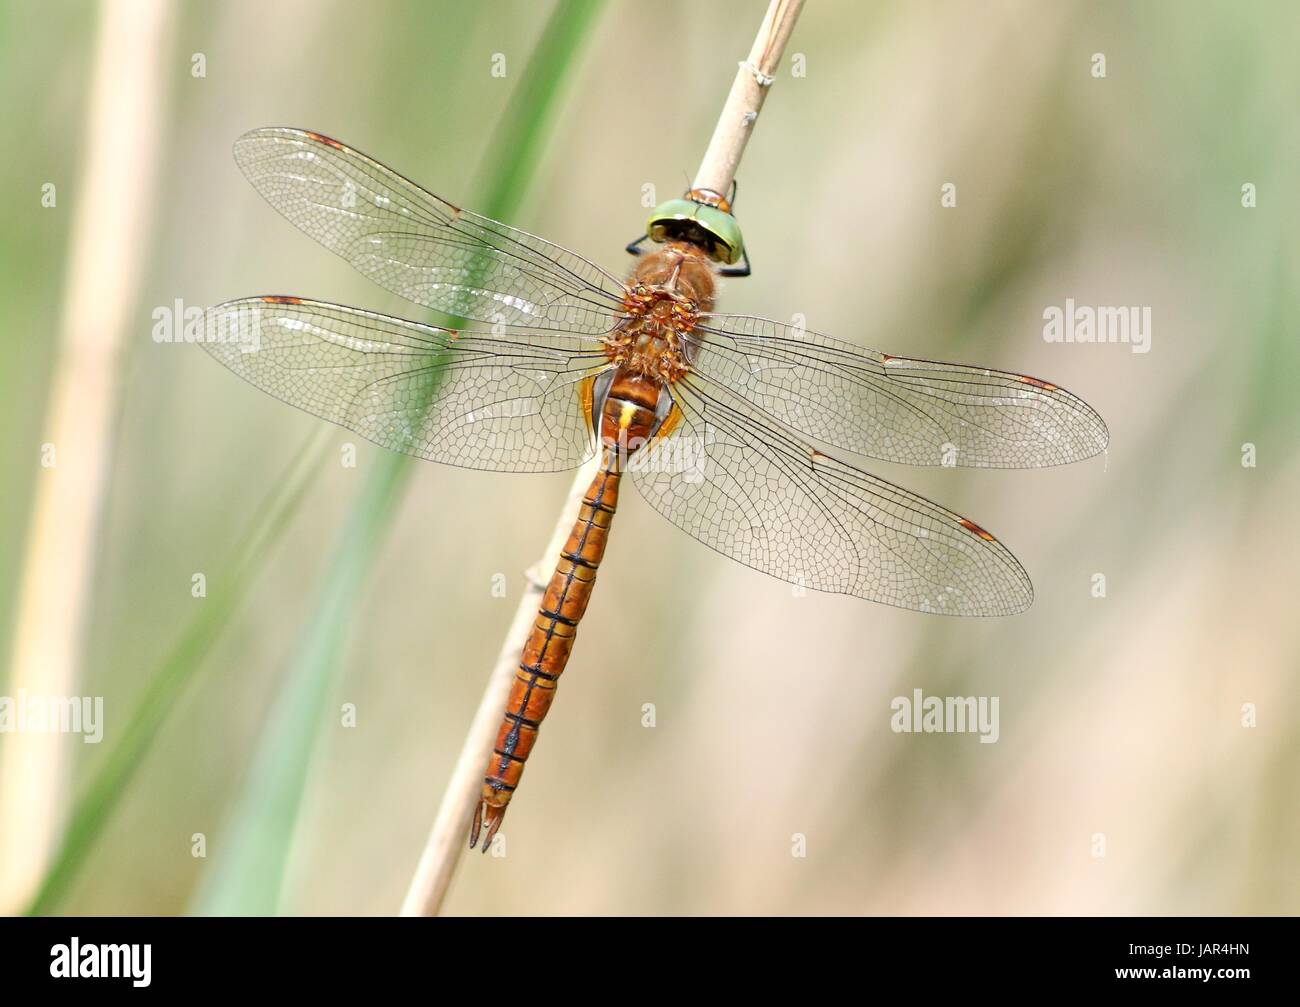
[201,297,611,473]
[232,127,628,332]
[629,376,1033,616]
[690,314,1108,468]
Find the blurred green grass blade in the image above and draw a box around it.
[1241,240,1298,437]
[191,460,411,915]
[23,429,331,916]
[473,0,605,225]
[189,0,605,916]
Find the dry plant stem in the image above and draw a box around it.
[0,0,173,914]
[691,0,806,197]
[399,453,601,916]
[400,0,806,917]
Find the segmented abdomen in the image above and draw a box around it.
[469,458,622,850]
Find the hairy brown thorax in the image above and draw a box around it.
[629,239,717,309]
[606,241,716,384]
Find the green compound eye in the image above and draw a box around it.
[645,198,745,265]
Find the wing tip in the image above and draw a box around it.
[912,576,1033,617]
[955,516,1034,617]
[1004,578,1034,616]
[976,565,1034,618]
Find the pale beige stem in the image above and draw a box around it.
[691,0,806,197]
[0,0,174,913]
[400,0,806,917]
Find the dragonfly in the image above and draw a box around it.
[201,128,1108,851]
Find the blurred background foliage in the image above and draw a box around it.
[0,0,1296,915]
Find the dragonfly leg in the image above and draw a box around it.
[625,233,652,257]
[718,243,751,277]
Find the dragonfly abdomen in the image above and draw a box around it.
[470,455,624,852]
[470,372,669,850]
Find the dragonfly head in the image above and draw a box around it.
[645,189,745,267]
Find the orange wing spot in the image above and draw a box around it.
[649,403,683,443]
[958,518,996,542]
[1016,374,1059,391]
[261,295,303,304]
[303,130,345,150]
[577,375,597,438]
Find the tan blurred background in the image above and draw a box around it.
[0,0,1296,915]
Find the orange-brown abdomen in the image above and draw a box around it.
[470,458,624,851]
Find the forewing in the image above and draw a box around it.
[629,377,1033,615]
[691,313,1108,468]
[232,127,627,332]
[201,297,610,473]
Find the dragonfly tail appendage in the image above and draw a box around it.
[469,454,623,852]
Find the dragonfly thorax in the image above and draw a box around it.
[629,240,715,309]
[608,242,714,383]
